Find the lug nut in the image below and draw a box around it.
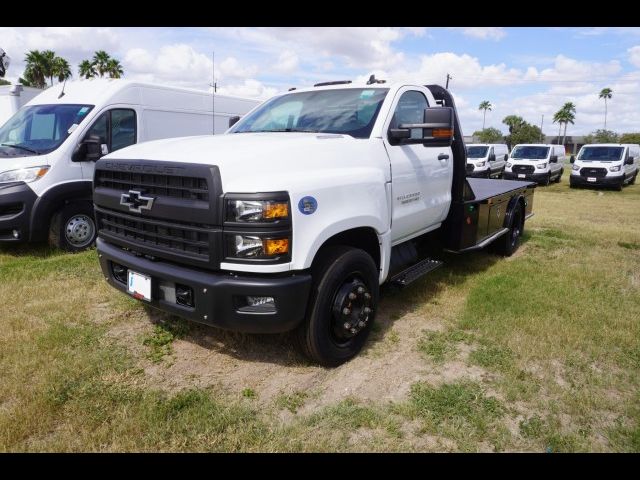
[348,292,357,300]
[357,287,365,294]
[364,292,371,299]
[358,321,365,328]
[343,307,351,315]
[364,307,372,314]
[350,328,357,334]
[344,322,350,329]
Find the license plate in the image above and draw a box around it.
[587,177,596,182]
[518,174,525,178]
[128,270,152,301]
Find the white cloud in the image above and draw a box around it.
[219,56,258,79]
[628,46,640,67]
[217,79,278,100]
[461,27,506,41]
[273,50,299,74]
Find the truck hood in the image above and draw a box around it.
[0,153,53,174]
[102,132,389,191]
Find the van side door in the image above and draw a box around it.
[78,108,138,179]
[383,88,453,244]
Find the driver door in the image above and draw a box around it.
[383,89,453,245]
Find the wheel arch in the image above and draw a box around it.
[309,226,382,273]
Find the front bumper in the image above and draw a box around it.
[503,171,549,184]
[0,182,37,242]
[97,238,312,333]
[569,174,623,188]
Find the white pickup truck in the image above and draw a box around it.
[94,81,536,366]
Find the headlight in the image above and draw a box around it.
[475,161,486,167]
[0,166,50,184]
[226,234,290,259]
[506,162,512,168]
[536,163,547,169]
[225,198,289,223]
[609,165,622,172]
[572,164,580,171]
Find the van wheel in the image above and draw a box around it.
[493,203,523,257]
[49,202,97,252]
[542,173,551,186]
[296,246,379,367]
[632,173,637,185]
[615,180,623,191]
[555,169,563,183]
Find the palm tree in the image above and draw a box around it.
[479,100,492,130]
[599,88,613,130]
[560,102,576,147]
[106,58,124,79]
[78,59,95,79]
[23,50,47,88]
[92,50,111,77]
[52,57,72,84]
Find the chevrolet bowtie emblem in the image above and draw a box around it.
[120,190,155,213]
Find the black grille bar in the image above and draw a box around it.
[513,165,535,174]
[580,167,608,178]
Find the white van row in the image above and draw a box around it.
[469,142,639,190]
[0,79,261,250]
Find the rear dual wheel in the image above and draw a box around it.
[493,203,523,257]
[297,246,379,367]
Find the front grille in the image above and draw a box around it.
[580,167,608,178]
[466,164,474,174]
[95,169,209,201]
[96,207,218,267]
[512,165,535,174]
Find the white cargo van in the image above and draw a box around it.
[466,143,508,178]
[569,144,639,190]
[0,79,261,250]
[0,84,43,127]
[504,144,566,186]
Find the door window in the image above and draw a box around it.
[82,108,136,154]
[389,91,429,141]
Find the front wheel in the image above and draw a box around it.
[48,202,97,252]
[297,246,379,367]
[542,173,551,186]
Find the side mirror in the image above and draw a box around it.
[488,153,496,162]
[391,107,454,147]
[625,156,634,165]
[229,115,241,128]
[504,154,508,161]
[570,155,575,164]
[550,155,558,163]
[71,138,102,162]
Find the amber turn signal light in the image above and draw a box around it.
[263,238,289,256]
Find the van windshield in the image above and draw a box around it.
[511,146,549,160]
[0,104,94,157]
[230,88,389,139]
[467,146,489,158]
[577,146,624,161]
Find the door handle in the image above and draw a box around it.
[438,153,449,161]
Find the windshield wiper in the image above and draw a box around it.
[251,129,321,133]
[0,143,40,154]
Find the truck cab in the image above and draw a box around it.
[0,79,260,250]
[466,143,508,178]
[504,144,565,185]
[569,143,639,190]
[94,81,535,366]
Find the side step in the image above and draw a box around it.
[389,258,444,287]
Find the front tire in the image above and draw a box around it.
[48,202,97,252]
[297,246,379,367]
[542,172,551,186]
[555,168,563,183]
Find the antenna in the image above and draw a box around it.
[445,73,452,89]
[58,77,68,99]
[212,51,215,135]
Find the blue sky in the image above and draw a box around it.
[2,27,640,135]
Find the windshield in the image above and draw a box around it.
[511,146,550,160]
[467,146,489,158]
[230,88,389,139]
[577,146,624,161]
[0,104,94,157]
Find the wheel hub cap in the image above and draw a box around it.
[332,279,373,341]
[65,215,95,247]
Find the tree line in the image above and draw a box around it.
[18,50,123,89]
[472,88,634,148]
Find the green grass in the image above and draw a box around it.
[0,180,639,451]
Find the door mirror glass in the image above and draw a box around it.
[550,155,558,163]
[488,153,496,162]
[625,156,634,165]
[393,107,454,147]
[570,155,575,163]
[229,115,241,128]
